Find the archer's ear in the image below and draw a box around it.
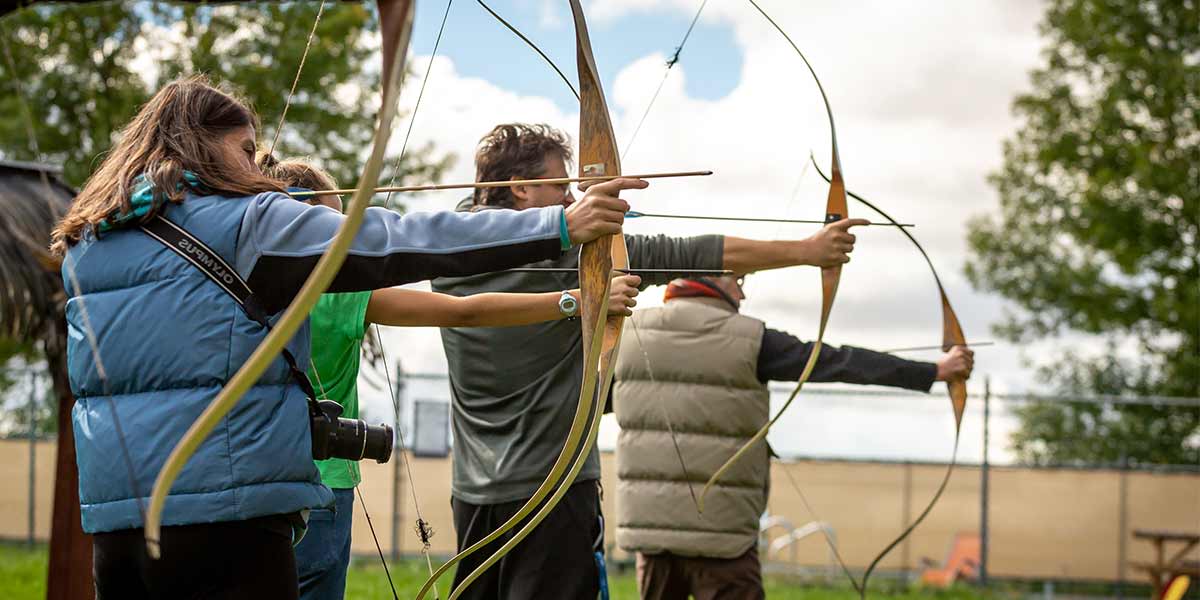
[509,176,529,204]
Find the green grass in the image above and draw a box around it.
[343,554,988,599]
[0,541,988,599]
[0,542,49,599]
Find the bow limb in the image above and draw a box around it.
[574,0,628,438]
[596,0,707,514]
[812,157,967,596]
[414,7,611,597]
[483,0,704,526]
[142,0,416,558]
[414,307,605,600]
[699,0,849,511]
[696,2,862,594]
[442,4,621,596]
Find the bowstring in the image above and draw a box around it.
[272,1,456,596]
[369,337,441,596]
[773,158,812,240]
[625,306,703,514]
[724,2,870,591]
[620,0,709,161]
[307,361,400,600]
[476,0,579,100]
[382,0,455,211]
[267,0,328,158]
[368,0,457,593]
[618,0,712,518]
[779,462,862,594]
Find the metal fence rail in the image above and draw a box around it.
[0,365,1196,593]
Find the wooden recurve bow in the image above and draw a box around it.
[440,2,623,597]
[813,156,968,597]
[699,0,849,512]
[414,4,616,597]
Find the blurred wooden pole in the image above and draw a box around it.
[28,371,37,548]
[46,343,93,600]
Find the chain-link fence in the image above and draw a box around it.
[2,365,1196,595]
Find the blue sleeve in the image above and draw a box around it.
[236,192,563,313]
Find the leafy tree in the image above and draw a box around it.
[0,2,452,429]
[0,341,37,399]
[0,2,450,191]
[966,0,1199,465]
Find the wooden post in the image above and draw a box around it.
[901,461,913,575]
[1117,455,1129,599]
[45,346,93,600]
[28,370,37,548]
[392,359,405,561]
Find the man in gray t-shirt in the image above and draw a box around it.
[433,123,867,600]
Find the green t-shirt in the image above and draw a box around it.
[308,291,372,489]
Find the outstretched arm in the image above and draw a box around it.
[366,274,641,328]
[722,217,871,274]
[758,328,938,391]
[626,218,871,286]
[240,179,636,314]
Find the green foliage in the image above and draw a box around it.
[0,357,57,437]
[0,3,456,431]
[0,347,61,437]
[0,2,450,195]
[965,0,1200,464]
[0,5,145,184]
[0,339,36,383]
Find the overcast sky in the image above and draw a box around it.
[346,0,1054,463]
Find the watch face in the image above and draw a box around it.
[560,292,578,316]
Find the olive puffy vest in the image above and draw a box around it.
[613,297,769,558]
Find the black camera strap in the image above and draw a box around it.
[139,215,321,409]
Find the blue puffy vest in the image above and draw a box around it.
[64,193,333,534]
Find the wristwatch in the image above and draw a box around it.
[558,290,579,318]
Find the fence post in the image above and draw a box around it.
[980,376,990,586]
[1116,454,1129,600]
[28,370,37,547]
[392,359,405,562]
[901,461,913,576]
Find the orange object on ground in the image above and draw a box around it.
[919,532,980,587]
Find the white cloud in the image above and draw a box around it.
[387,54,576,212]
[535,0,563,28]
[359,1,1054,462]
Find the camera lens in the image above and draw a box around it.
[310,400,394,463]
[329,419,394,464]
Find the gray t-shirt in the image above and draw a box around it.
[434,204,724,504]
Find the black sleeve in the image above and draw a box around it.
[756,327,938,392]
[624,233,725,287]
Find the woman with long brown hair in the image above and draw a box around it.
[53,75,634,599]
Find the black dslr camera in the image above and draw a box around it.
[310,400,394,463]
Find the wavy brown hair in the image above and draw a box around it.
[473,123,573,208]
[51,75,285,255]
[258,154,337,193]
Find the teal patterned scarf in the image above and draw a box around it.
[98,171,204,233]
